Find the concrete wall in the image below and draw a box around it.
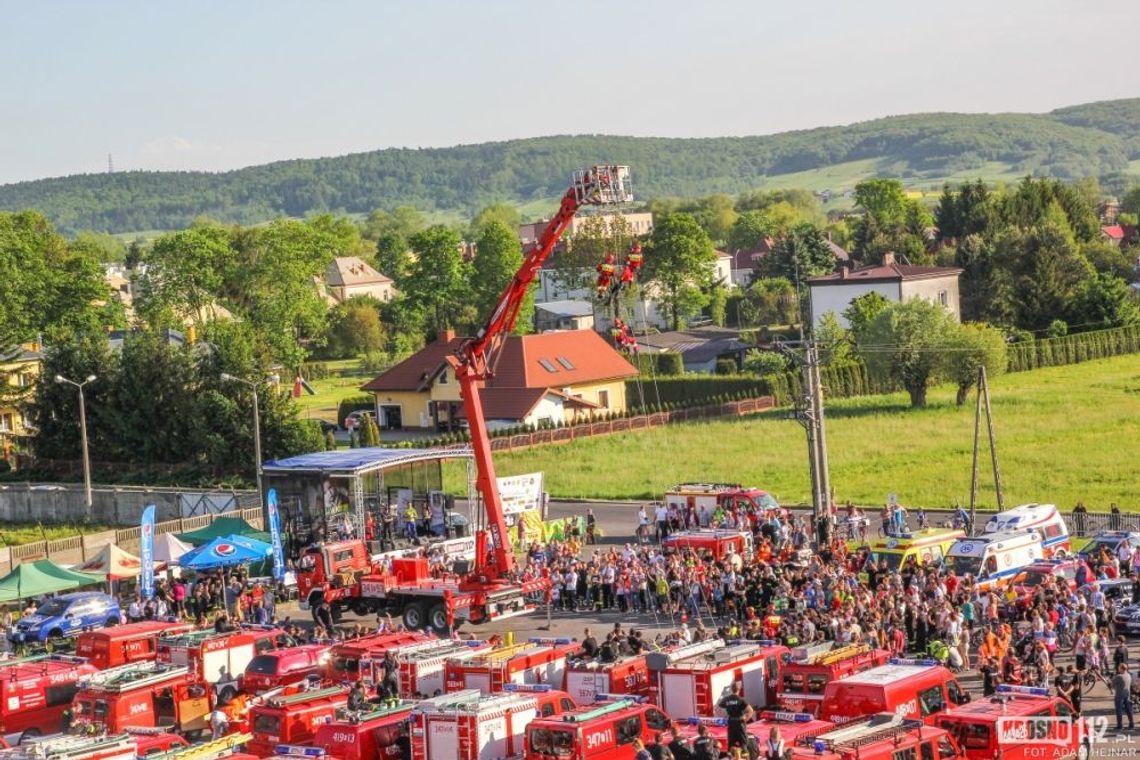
[0,483,255,525]
[810,281,901,328]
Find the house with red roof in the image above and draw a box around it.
[808,253,962,328]
[1101,224,1137,249]
[360,330,638,430]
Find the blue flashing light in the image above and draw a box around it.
[528,637,574,646]
[813,739,826,754]
[503,683,553,692]
[595,693,647,703]
[888,658,937,667]
[760,710,812,723]
[996,684,1049,697]
[275,746,326,757]
[686,717,727,726]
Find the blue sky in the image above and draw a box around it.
[0,0,1132,184]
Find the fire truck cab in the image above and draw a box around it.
[326,631,436,683]
[790,713,963,760]
[307,700,415,760]
[525,697,672,760]
[0,654,99,744]
[126,729,189,757]
[76,622,194,671]
[820,660,971,725]
[935,684,1088,759]
[71,662,212,737]
[247,687,348,757]
[156,627,279,702]
[661,530,754,562]
[663,483,783,518]
[565,653,651,704]
[777,643,892,716]
[677,711,834,755]
[242,645,330,694]
[647,638,786,718]
[444,639,578,694]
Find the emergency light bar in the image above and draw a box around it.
[724,639,777,647]
[463,640,489,647]
[995,684,1049,697]
[275,747,326,758]
[888,658,938,667]
[241,623,280,631]
[759,710,813,723]
[686,717,727,726]
[503,683,553,692]
[595,693,647,703]
[528,637,574,646]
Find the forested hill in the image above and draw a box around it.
[4,98,1140,235]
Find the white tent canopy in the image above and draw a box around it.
[153,532,194,564]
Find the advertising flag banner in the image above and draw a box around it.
[140,504,156,599]
[267,488,286,582]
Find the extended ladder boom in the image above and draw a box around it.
[458,165,631,582]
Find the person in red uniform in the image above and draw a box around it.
[596,252,617,296]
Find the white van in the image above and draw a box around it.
[946,531,1044,590]
[983,503,1070,558]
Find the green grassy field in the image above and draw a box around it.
[483,354,1140,509]
[0,523,116,546]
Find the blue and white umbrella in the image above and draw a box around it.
[177,534,273,570]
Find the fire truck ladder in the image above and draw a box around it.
[812,644,870,666]
[146,733,253,760]
[348,699,415,723]
[15,734,136,760]
[798,716,924,751]
[266,686,346,707]
[413,690,483,714]
[80,662,190,691]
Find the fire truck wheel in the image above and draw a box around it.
[428,604,449,633]
[401,602,427,630]
[18,729,40,745]
[47,628,64,641]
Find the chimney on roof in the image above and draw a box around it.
[839,264,849,280]
[438,329,456,344]
[882,252,896,266]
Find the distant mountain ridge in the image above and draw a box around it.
[3,98,1139,235]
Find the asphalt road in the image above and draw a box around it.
[315,498,1136,754]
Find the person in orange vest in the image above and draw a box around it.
[627,241,644,272]
[596,253,617,296]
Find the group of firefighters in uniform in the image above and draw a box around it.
[595,241,644,353]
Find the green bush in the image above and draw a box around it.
[301,361,331,380]
[630,352,685,376]
[714,358,738,375]
[1006,324,1140,373]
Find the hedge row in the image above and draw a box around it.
[1007,324,1140,373]
[629,363,895,408]
[628,352,685,376]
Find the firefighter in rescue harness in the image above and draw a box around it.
[596,252,617,296]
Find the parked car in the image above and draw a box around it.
[315,419,337,435]
[9,591,121,643]
[1078,530,1140,563]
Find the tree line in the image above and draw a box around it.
[2,98,1139,234]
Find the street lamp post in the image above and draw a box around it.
[221,373,264,508]
[55,374,97,516]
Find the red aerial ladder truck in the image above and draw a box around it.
[294,166,633,633]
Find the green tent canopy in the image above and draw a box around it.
[0,560,103,601]
[176,516,270,546]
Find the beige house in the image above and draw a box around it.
[361,329,638,431]
[325,257,396,304]
[808,253,962,328]
[0,345,42,459]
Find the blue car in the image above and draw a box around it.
[8,591,121,643]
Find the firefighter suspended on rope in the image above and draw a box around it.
[596,252,617,296]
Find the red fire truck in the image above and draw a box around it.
[647,638,787,718]
[790,713,964,760]
[295,167,631,634]
[242,644,330,694]
[663,484,784,518]
[309,700,415,760]
[71,662,213,737]
[0,653,99,744]
[76,622,194,670]
[141,733,257,760]
[777,643,892,716]
[411,689,544,760]
[247,687,348,757]
[326,631,437,683]
[677,711,834,755]
[397,639,491,698]
[524,697,671,760]
[564,653,651,704]
[819,659,971,725]
[156,628,279,702]
[0,734,140,760]
[935,684,1089,760]
[125,728,191,757]
[444,639,579,694]
[661,530,754,562]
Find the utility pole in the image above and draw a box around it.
[968,365,1003,531]
[779,338,832,547]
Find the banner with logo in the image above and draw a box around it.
[267,488,285,582]
[497,472,544,515]
[140,504,156,600]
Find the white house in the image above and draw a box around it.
[808,253,962,328]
